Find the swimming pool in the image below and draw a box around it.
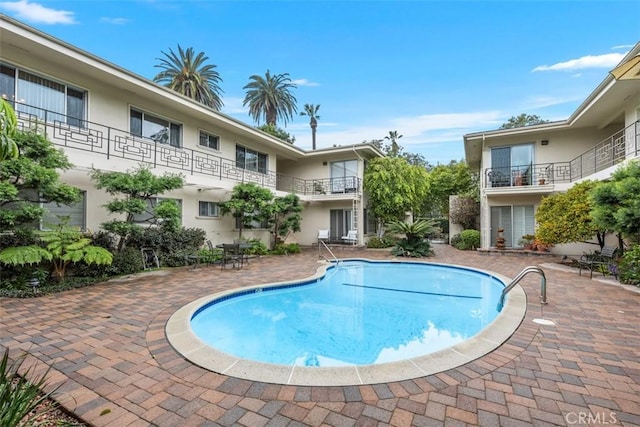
[166,259,527,386]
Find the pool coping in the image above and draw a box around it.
[165,258,526,386]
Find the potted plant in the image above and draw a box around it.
[518,234,535,250]
[532,238,552,252]
[514,171,523,186]
[538,171,547,185]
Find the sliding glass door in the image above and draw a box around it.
[491,144,534,186]
[490,205,534,247]
[330,209,352,241]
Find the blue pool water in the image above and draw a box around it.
[191,260,505,367]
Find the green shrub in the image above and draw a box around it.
[270,243,301,255]
[106,247,143,276]
[391,239,433,257]
[367,236,396,248]
[125,227,206,267]
[619,245,640,286]
[453,229,480,250]
[245,238,268,256]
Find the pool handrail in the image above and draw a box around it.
[318,239,339,265]
[498,266,547,311]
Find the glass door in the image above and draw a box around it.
[330,209,352,241]
[490,205,534,247]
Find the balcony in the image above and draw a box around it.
[484,120,639,190]
[11,102,361,197]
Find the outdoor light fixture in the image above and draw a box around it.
[541,140,549,146]
[29,276,40,294]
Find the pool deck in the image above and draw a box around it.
[1,244,639,426]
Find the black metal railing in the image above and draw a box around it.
[11,102,361,196]
[484,120,639,188]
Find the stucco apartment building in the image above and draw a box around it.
[0,15,384,247]
[464,42,640,252]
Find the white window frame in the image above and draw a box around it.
[198,201,220,218]
[130,108,182,148]
[236,144,268,174]
[1,62,87,128]
[199,130,220,151]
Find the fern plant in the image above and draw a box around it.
[0,218,113,281]
[387,219,437,257]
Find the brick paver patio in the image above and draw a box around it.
[1,244,639,426]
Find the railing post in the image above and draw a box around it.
[153,140,157,168]
[107,127,111,159]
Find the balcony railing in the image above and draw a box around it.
[485,120,639,188]
[10,102,361,196]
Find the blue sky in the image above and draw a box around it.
[1,0,639,164]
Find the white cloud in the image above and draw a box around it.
[521,95,582,110]
[533,52,627,72]
[220,97,247,115]
[293,111,504,150]
[612,44,634,50]
[100,17,130,25]
[292,78,320,87]
[0,0,76,24]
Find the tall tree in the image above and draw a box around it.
[91,166,185,251]
[0,130,79,233]
[243,70,297,126]
[590,160,640,249]
[423,160,476,218]
[363,157,430,237]
[300,104,320,150]
[499,113,549,129]
[263,193,303,249]
[257,124,295,144]
[219,182,274,240]
[0,99,19,161]
[384,130,403,157]
[369,137,430,168]
[153,45,224,110]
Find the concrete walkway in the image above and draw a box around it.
[1,244,639,426]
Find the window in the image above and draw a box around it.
[199,131,220,150]
[330,160,358,193]
[364,209,377,235]
[132,197,182,224]
[130,108,182,148]
[42,192,87,230]
[490,205,534,248]
[0,64,86,126]
[198,201,219,217]
[330,209,353,241]
[234,214,269,230]
[236,145,267,173]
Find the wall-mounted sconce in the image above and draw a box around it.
[322,161,327,166]
[541,140,549,146]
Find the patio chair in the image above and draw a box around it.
[221,243,243,270]
[341,229,357,245]
[576,246,618,279]
[318,229,330,244]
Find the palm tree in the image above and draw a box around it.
[385,130,403,157]
[300,104,320,150]
[243,70,297,126]
[153,45,224,110]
